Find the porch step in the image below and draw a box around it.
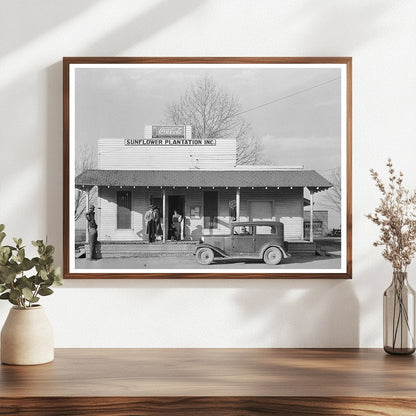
[85,241,198,258]
[84,240,317,259]
[286,241,317,256]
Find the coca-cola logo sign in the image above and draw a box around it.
[152,125,185,138]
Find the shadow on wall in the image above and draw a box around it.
[0,0,101,56]
[42,0,204,263]
[59,276,359,348]
[38,0,392,272]
[46,62,64,262]
[289,0,393,52]
[5,0,391,348]
[233,280,359,348]
[0,302,11,329]
[81,0,204,56]
[0,0,403,350]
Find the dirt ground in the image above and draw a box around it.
[75,237,342,270]
[314,237,341,254]
[76,252,341,270]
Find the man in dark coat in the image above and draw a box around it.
[86,205,98,260]
[145,204,156,243]
[171,210,182,241]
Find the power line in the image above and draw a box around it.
[235,77,341,116]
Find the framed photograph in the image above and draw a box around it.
[63,57,352,279]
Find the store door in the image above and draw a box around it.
[168,195,185,240]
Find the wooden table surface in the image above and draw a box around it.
[1,348,416,415]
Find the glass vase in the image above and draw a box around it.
[383,271,415,355]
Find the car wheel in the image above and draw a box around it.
[196,248,214,265]
[263,247,283,265]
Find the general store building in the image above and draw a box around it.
[75,126,332,246]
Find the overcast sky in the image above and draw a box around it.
[75,65,342,174]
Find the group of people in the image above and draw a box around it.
[145,204,184,243]
[85,204,185,261]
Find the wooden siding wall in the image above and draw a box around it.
[97,187,304,241]
[99,187,146,241]
[98,139,237,170]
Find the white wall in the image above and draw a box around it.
[1,0,415,347]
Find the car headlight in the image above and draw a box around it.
[199,237,204,243]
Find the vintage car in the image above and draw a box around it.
[195,221,290,265]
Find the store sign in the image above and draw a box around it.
[124,138,216,146]
[152,125,185,138]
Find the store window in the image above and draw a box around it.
[234,225,254,236]
[256,225,277,235]
[204,191,218,229]
[117,190,132,229]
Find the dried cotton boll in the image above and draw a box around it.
[367,159,416,272]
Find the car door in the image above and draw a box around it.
[255,224,277,252]
[231,225,256,255]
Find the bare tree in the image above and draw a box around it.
[318,167,341,214]
[75,144,97,221]
[164,77,263,165]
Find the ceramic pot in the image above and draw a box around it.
[1,305,54,365]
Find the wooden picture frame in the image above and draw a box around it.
[63,57,352,279]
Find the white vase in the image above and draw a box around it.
[1,305,54,365]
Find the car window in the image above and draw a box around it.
[233,225,253,236]
[256,225,276,235]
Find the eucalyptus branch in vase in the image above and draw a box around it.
[0,225,62,309]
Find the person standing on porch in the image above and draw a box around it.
[145,204,156,243]
[172,210,183,241]
[86,205,98,260]
[154,206,163,240]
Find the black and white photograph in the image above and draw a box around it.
[64,58,351,278]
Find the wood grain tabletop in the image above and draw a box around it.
[1,348,415,415]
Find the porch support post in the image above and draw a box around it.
[309,190,314,243]
[162,188,166,243]
[85,189,90,244]
[236,188,241,221]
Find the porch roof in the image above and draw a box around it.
[75,169,332,190]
